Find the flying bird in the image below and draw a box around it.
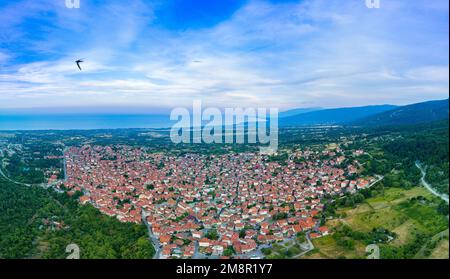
[75,59,84,71]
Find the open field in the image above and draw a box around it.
[302,187,449,259]
[429,239,449,259]
[391,220,416,246]
[414,229,449,259]
[265,237,310,259]
[300,235,366,259]
[332,187,435,233]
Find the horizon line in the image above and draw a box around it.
[0,97,448,115]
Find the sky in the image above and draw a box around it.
[0,0,448,113]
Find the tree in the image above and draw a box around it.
[205,229,219,240]
[437,201,449,216]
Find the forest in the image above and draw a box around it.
[0,178,154,259]
[354,120,449,194]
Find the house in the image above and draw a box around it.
[199,238,210,247]
[310,233,321,239]
[318,226,329,236]
[212,244,224,256]
[241,239,257,253]
[79,196,90,205]
[159,234,171,245]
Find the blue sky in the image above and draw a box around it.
[0,0,448,112]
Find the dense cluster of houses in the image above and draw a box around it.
[61,145,372,258]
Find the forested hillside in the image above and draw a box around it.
[280,105,397,126]
[355,99,448,127]
[356,120,449,195]
[0,179,154,259]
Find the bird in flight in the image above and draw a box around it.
[75,59,84,71]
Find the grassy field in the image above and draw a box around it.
[429,238,449,259]
[265,238,308,259]
[302,187,449,259]
[301,235,366,259]
[414,229,449,259]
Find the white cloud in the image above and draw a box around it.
[406,66,450,82]
[0,0,448,110]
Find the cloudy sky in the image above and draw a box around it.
[0,0,448,112]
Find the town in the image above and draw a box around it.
[61,144,376,259]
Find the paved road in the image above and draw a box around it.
[292,234,314,258]
[369,174,384,188]
[415,161,449,203]
[0,157,64,193]
[141,210,161,259]
[0,164,32,187]
[63,149,67,181]
[414,229,449,258]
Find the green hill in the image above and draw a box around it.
[280,105,397,126]
[354,99,449,127]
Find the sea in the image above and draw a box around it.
[0,114,175,130]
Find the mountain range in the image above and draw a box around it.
[354,99,449,127]
[280,99,449,127]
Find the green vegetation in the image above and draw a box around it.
[205,229,219,240]
[223,246,235,257]
[272,212,288,221]
[333,225,396,246]
[307,186,448,259]
[1,119,447,259]
[266,241,306,259]
[0,178,154,259]
[358,120,449,194]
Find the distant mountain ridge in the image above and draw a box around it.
[280,104,397,126]
[279,107,322,118]
[280,99,449,127]
[353,99,449,127]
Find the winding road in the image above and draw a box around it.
[0,159,63,192]
[141,209,161,259]
[415,161,449,204]
[0,165,33,187]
